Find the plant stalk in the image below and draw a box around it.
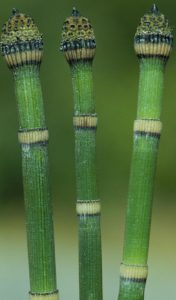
[60,8,103,300]
[1,9,58,299]
[118,5,173,299]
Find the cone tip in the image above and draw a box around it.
[12,8,19,15]
[71,7,80,17]
[151,4,159,14]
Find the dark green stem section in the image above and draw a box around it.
[137,59,164,119]
[118,281,146,300]
[75,129,97,200]
[79,216,102,300]
[71,62,102,300]
[14,65,57,293]
[123,135,159,264]
[71,62,95,114]
[118,58,165,299]
[15,66,45,129]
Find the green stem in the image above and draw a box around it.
[1,10,58,299]
[118,59,163,300]
[118,4,172,298]
[124,59,164,260]
[15,66,45,129]
[72,62,95,114]
[15,66,57,295]
[72,62,97,199]
[60,8,102,299]
[72,62,102,300]
[137,60,164,119]
[118,59,164,299]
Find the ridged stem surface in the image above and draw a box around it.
[14,65,57,294]
[71,61,102,300]
[137,59,164,119]
[118,58,165,299]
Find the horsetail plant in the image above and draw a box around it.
[118,5,173,300]
[60,8,102,300]
[0,9,59,300]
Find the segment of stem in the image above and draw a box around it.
[118,59,167,299]
[72,62,102,300]
[15,65,58,296]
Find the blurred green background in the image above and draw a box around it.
[0,0,176,299]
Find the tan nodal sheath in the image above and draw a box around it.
[18,129,49,144]
[120,263,148,281]
[4,50,42,68]
[76,200,101,215]
[29,291,59,300]
[134,119,162,135]
[134,43,172,57]
[65,48,96,62]
[73,115,97,128]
